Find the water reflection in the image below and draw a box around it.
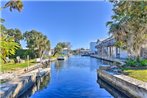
[97,77,129,98]
[30,56,114,98]
[54,61,64,71]
[20,56,128,98]
[19,74,50,98]
[99,60,121,66]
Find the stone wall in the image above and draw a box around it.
[98,70,147,98]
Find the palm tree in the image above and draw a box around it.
[3,0,23,12]
[0,35,20,63]
[0,20,20,63]
[107,1,147,58]
[4,28,23,44]
[23,30,51,59]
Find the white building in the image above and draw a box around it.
[90,42,97,53]
[62,48,69,55]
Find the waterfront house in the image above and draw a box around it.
[95,37,128,59]
[95,37,147,59]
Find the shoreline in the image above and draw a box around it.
[0,58,56,98]
[97,68,147,98]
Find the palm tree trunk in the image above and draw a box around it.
[2,58,6,64]
[53,51,57,56]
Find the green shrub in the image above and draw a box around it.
[125,58,147,67]
[125,59,137,67]
[140,59,147,66]
[10,49,36,60]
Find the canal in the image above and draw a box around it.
[20,56,128,98]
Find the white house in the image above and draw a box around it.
[62,48,69,55]
[90,42,97,53]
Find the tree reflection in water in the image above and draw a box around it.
[19,74,50,98]
[54,61,64,71]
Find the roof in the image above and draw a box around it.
[96,36,115,48]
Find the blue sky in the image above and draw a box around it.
[1,1,113,49]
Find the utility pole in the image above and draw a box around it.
[27,55,29,71]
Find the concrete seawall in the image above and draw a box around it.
[97,78,129,98]
[98,70,147,98]
[90,55,125,65]
[0,68,50,98]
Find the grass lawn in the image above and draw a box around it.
[123,69,147,82]
[0,59,37,72]
[50,55,57,59]
[50,54,60,59]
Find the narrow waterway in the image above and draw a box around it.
[20,56,128,98]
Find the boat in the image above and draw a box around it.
[57,56,67,60]
[81,53,90,56]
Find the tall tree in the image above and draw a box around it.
[4,28,23,44]
[53,44,63,56]
[107,1,147,58]
[0,19,21,63]
[53,42,70,56]
[0,22,20,63]
[23,30,50,58]
[0,0,23,63]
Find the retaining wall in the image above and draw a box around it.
[0,68,50,98]
[98,70,147,98]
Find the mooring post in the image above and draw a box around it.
[27,55,29,71]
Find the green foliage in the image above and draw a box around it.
[115,41,125,48]
[125,58,147,67]
[0,59,36,72]
[0,35,20,63]
[53,42,70,56]
[4,28,23,44]
[3,0,23,12]
[107,1,147,58]
[10,49,36,59]
[0,18,5,23]
[125,59,137,67]
[140,59,147,66]
[0,19,21,63]
[23,30,50,58]
[54,44,63,56]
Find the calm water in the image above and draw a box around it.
[20,56,128,98]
